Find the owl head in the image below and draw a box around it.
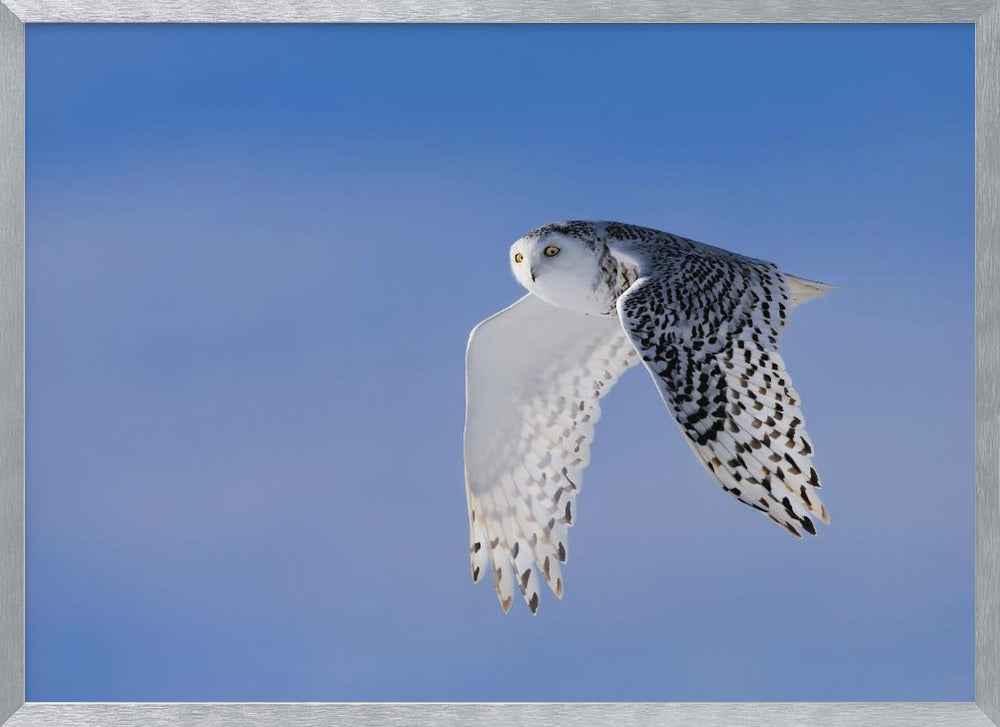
[509,221,609,315]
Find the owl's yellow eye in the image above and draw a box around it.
[544,245,561,257]
[514,252,524,263]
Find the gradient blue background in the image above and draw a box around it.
[25,24,973,701]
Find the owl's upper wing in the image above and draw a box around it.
[464,293,639,614]
[613,246,829,537]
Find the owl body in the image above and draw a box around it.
[510,221,778,319]
[465,220,835,614]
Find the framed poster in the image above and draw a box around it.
[0,4,997,727]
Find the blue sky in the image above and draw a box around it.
[25,24,973,701]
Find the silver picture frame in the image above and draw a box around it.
[1,2,996,725]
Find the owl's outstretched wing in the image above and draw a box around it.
[614,247,829,538]
[464,294,639,614]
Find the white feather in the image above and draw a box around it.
[464,293,638,613]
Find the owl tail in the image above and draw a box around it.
[786,274,837,307]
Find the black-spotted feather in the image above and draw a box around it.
[612,242,828,537]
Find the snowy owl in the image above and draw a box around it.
[463,220,835,614]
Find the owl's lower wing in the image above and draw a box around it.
[464,294,639,614]
[615,267,828,538]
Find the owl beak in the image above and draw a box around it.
[530,267,537,282]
